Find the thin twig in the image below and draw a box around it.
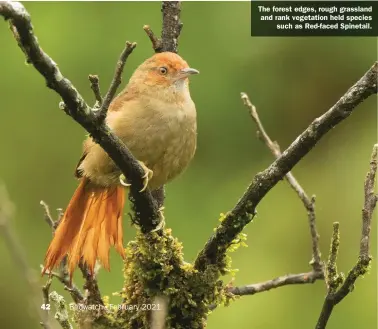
[42,277,53,308]
[41,266,84,304]
[315,144,378,329]
[143,25,163,53]
[360,143,378,258]
[195,62,378,272]
[40,200,55,229]
[241,93,322,272]
[97,41,137,123]
[0,186,54,329]
[88,74,102,107]
[229,270,324,297]
[0,1,160,233]
[208,270,324,311]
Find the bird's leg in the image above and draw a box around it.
[118,161,153,193]
[138,161,153,192]
[151,206,166,232]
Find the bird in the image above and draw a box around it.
[42,52,199,280]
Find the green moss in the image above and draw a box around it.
[103,228,248,329]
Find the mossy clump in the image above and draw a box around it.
[110,228,238,329]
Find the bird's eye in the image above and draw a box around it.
[159,66,168,75]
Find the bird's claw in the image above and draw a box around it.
[139,161,153,192]
[118,162,153,192]
[119,174,131,187]
[151,206,166,232]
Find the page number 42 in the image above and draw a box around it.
[41,304,51,310]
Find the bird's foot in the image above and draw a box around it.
[118,161,153,192]
[119,174,131,187]
[151,206,166,232]
[138,161,153,192]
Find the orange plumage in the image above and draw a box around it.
[42,52,199,279]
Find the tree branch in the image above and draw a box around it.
[194,62,378,272]
[325,223,342,294]
[143,25,163,53]
[228,270,324,297]
[88,74,102,107]
[0,1,161,233]
[161,1,182,53]
[143,1,182,54]
[315,144,378,329]
[96,41,136,123]
[241,93,323,272]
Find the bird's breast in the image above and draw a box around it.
[79,96,197,190]
[142,100,197,190]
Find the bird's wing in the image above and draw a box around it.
[74,86,139,178]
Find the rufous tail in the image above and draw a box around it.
[42,178,125,278]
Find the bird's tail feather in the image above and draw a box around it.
[42,178,125,278]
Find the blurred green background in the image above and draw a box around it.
[0,2,376,329]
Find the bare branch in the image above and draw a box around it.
[208,269,324,311]
[42,277,53,308]
[40,200,56,230]
[88,74,102,107]
[143,25,163,53]
[241,93,322,272]
[161,1,182,53]
[195,62,378,272]
[41,266,84,304]
[316,144,378,329]
[96,41,137,123]
[0,1,160,233]
[229,270,324,296]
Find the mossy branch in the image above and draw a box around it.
[49,292,73,329]
[315,144,378,329]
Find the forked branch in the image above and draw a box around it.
[316,144,378,329]
[195,63,378,272]
[241,93,322,272]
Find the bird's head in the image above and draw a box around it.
[130,52,199,92]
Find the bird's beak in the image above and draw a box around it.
[178,67,200,79]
